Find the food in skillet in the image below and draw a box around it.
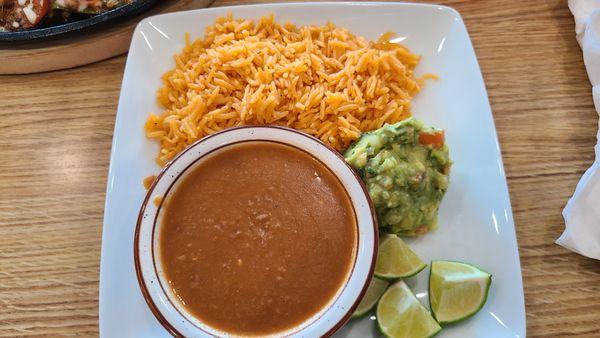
[0,0,134,31]
[345,117,451,236]
[0,0,49,30]
[52,0,132,14]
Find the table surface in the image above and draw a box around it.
[1,0,599,337]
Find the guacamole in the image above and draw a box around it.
[344,118,451,236]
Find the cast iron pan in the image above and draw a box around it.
[0,0,160,42]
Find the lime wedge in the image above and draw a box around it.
[429,261,492,324]
[352,277,389,318]
[377,280,442,338]
[374,234,427,279]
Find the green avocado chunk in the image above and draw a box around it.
[345,117,451,236]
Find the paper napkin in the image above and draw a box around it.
[556,0,600,260]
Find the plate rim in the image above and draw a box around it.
[100,2,526,337]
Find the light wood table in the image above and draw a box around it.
[1,0,599,336]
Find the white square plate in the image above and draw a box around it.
[100,2,526,337]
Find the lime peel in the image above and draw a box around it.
[429,260,492,324]
[374,234,427,279]
[376,280,441,338]
[351,277,389,318]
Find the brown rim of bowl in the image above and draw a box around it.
[133,125,379,337]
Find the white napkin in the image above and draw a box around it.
[556,0,600,260]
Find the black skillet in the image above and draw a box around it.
[0,0,160,42]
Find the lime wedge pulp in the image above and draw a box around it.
[352,277,389,318]
[374,234,427,279]
[429,260,492,324]
[377,280,442,338]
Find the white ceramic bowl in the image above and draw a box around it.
[134,126,378,337]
